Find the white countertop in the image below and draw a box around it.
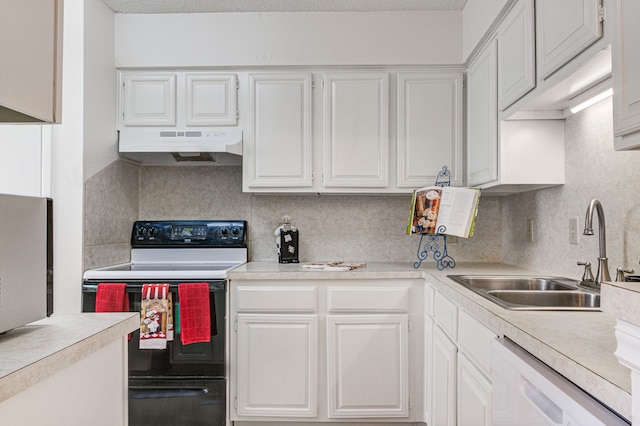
[229,261,632,421]
[0,313,139,404]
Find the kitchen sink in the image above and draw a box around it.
[448,275,578,291]
[447,275,601,311]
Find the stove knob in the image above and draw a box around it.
[136,227,147,237]
[220,227,229,237]
[231,227,240,237]
[148,227,158,237]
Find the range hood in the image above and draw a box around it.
[119,129,242,166]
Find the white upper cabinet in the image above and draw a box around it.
[497,0,535,110]
[185,73,238,126]
[121,73,177,127]
[612,0,640,150]
[322,72,389,188]
[243,73,313,190]
[536,0,604,80]
[467,38,566,193]
[467,39,498,187]
[0,0,63,123]
[397,72,463,187]
[119,71,238,129]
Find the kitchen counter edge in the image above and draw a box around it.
[0,313,139,404]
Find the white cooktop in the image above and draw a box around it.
[82,248,247,281]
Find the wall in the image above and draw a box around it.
[502,97,640,278]
[83,0,117,181]
[114,11,462,67]
[84,162,502,268]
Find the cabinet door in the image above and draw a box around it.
[327,314,409,418]
[0,0,62,123]
[397,73,463,188]
[236,314,318,417]
[537,0,604,80]
[467,39,498,187]
[613,0,640,144]
[323,72,389,188]
[497,0,535,110]
[432,325,456,426]
[244,73,313,189]
[122,73,176,127]
[185,73,237,126]
[457,353,492,426]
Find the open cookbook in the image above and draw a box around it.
[406,186,480,238]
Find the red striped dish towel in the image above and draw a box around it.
[96,283,129,312]
[178,283,211,345]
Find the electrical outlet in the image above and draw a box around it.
[569,217,580,245]
[527,219,534,243]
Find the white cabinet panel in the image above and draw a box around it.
[236,314,318,417]
[0,125,50,197]
[327,314,409,418]
[185,73,237,126]
[457,353,492,426]
[397,72,463,187]
[613,0,640,148]
[432,325,457,426]
[323,72,389,188]
[0,0,62,123]
[244,73,313,189]
[536,0,604,80]
[497,0,535,110]
[122,73,177,127]
[467,39,498,187]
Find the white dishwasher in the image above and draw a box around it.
[491,338,629,425]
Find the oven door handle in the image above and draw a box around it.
[82,282,225,293]
[129,386,209,399]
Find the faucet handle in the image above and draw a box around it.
[615,267,635,282]
[577,261,595,285]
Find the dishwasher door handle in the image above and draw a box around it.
[520,376,563,424]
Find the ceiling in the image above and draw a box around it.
[101,0,469,14]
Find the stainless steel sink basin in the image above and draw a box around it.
[449,275,578,291]
[447,275,600,311]
[485,290,600,311]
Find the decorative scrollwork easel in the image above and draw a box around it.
[413,166,457,270]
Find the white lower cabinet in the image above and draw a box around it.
[236,314,318,417]
[327,314,409,418]
[457,353,492,426]
[432,325,457,426]
[230,279,423,423]
[426,283,497,426]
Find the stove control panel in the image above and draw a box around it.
[132,220,247,248]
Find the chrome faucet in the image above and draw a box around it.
[583,199,611,285]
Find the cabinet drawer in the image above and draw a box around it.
[327,286,410,312]
[235,286,318,312]
[457,310,497,376]
[433,291,458,340]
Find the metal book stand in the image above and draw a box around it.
[413,166,456,270]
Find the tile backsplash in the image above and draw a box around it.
[84,97,639,277]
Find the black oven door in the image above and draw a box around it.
[82,280,226,425]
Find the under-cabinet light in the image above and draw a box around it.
[569,87,613,114]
